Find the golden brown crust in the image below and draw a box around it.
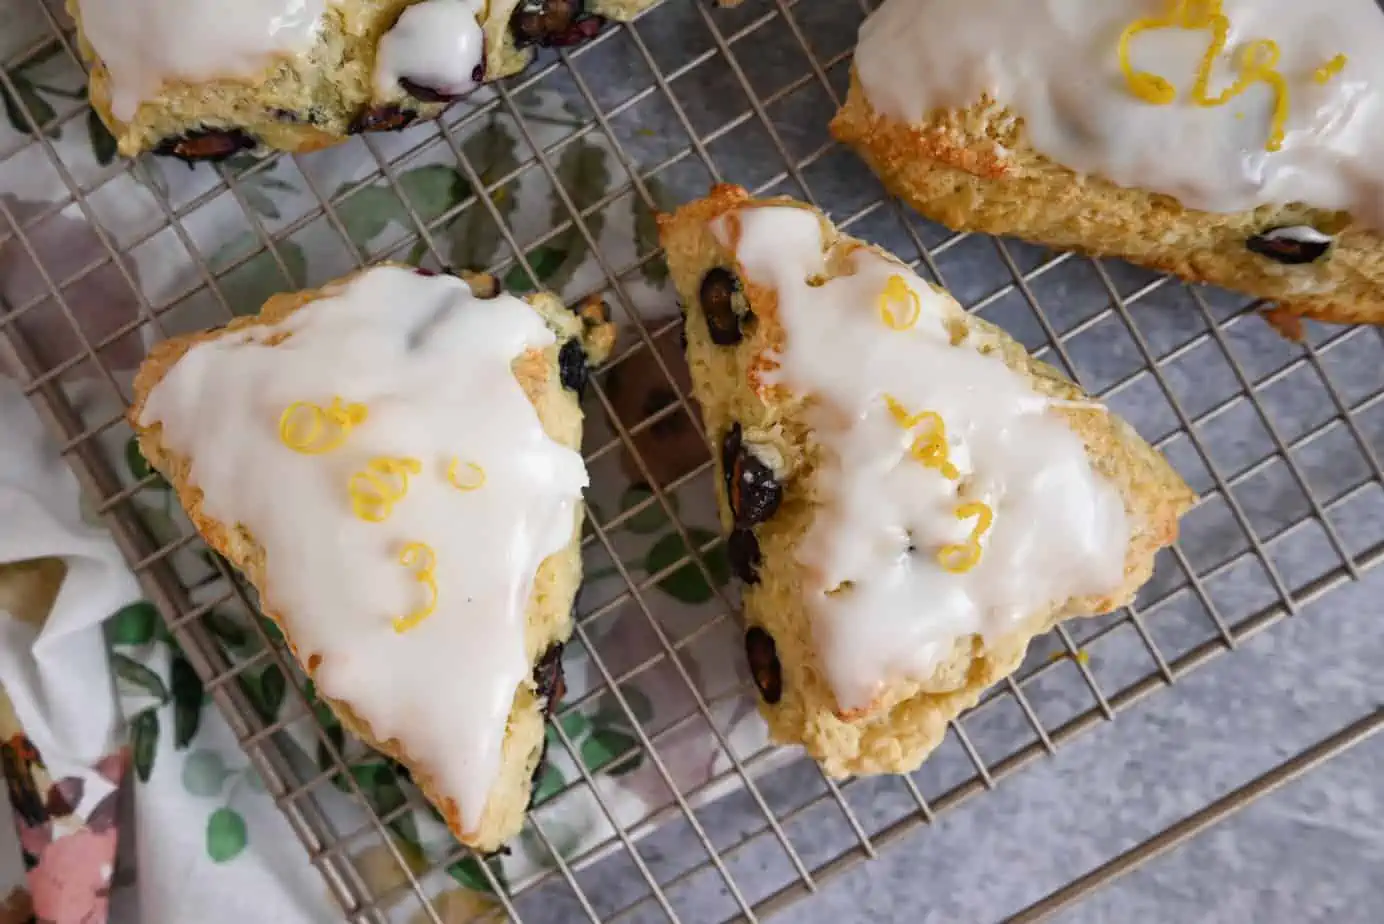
[830,71,1384,330]
[127,263,613,849]
[660,185,1193,777]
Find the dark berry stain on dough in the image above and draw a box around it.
[511,0,602,47]
[528,641,567,807]
[728,527,761,585]
[699,267,752,346]
[744,627,782,705]
[534,642,567,715]
[547,15,604,47]
[723,425,782,527]
[349,104,419,135]
[153,128,258,164]
[1246,226,1334,265]
[558,338,589,396]
[399,77,457,104]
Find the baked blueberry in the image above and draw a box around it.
[558,338,588,396]
[698,267,752,346]
[511,0,598,48]
[723,425,782,527]
[153,128,257,163]
[1247,226,1334,265]
[533,642,566,715]
[744,627,782,704]
[727,527,762,585]
[349,104,418,135]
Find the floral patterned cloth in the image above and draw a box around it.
[0,5,782,919]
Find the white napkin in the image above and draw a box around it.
[0,378,135,791]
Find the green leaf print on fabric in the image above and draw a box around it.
[500,245,566,293]
[210,235,308,316]
[88,108,117,165]
[446,853,508,895]
[170,653,205,749]
[0,72,57,139]
[645,528,729,605]
[580,728,641,778]
[112,653,170,702]
[598,685,654,726]
[181,750,230,798]
[243,664,287,724]
[203,610,249,652]
[335,184,407,247]
[619,484,676,535]
[543,136,612,294]
[107,601,159,646]
[530,762,565,808]
[397,164,471,224]
[124,435,168,490]
[257,614,285,645]
[633,176,675,288]
[206,807,248,863]
[131,708,159,783]
[448,119,522,272]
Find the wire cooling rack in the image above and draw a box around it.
[4,0,1384,921]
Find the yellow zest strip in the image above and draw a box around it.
[1192,36,1290,152]
[1315,53,1348,85]
[884,395,960,480]
[392,542,439,633]
[1117,0,1322,153]
[348,457,423,523]
[877,274,921,331]
[937,501,995,575]
[279,397,368,454]
[1117,7,1184,105]
[1185,3,1236,106]
[446,458,487,492]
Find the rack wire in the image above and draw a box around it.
[3,0,1384,921]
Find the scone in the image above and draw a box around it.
[831,0,1384,335]
[128,263,614,850]
[73,0,675,160]
[659,186,1193,777]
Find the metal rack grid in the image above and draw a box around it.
[3,0,1384,921]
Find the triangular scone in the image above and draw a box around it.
[660,186,1194,778]
[830,0,1384,333]
[129,264,614,850]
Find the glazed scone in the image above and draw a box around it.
[831,0,1384,335]
[128,264,614,850]
[72,0,684,160]
[660,186,1193,777]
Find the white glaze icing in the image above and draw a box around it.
[77,0,336,121]
[373,0,485,99]
[1258,225,1334,246]
[712,207,1129,714]
[856,0,1384,230]
[139,266,587,832]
